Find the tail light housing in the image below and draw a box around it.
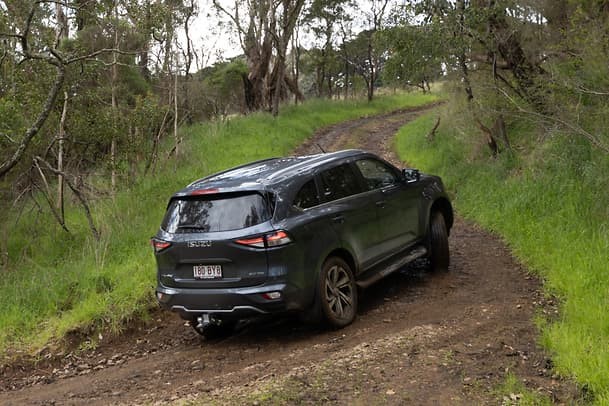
[235,230,292,248]
[151,238,172,253]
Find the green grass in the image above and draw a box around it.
[395,109,609,403]
[495,373,552,405]
[0,92,438,355]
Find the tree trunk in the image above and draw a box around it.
[271,57,285,117]
[367,33,375,102]
[55,2,68,221]
[173,39,179,156]
[486,0,546,111]
[291,34,301,105]
[57,91,68,222]
[456,0,474,102]
[110,0,119,195]
[271,0,305,116]
[181,0,195,124]
[284,74,304,102]
[138,0,152,81]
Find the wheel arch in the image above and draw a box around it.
[429,197,453,236]
[324,247,358,275]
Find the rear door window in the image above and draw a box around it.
[355,159,399,190]
[319,163,364,202]
[162,193,270,233]
[293,179,320,209]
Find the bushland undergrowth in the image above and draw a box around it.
[0,93,438,355]
[396,106,609,403]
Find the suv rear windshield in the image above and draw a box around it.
[162,192,271,233]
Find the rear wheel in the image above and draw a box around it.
[318,257,357,328]
[428,211,450,272]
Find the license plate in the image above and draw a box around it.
[193,265,222,279]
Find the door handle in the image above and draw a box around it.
[332,214,345,224]
[375,200,386,208]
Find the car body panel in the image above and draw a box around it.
[155,222,274,289]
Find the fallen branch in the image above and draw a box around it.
[427,116,441,141]
[475,118,499,157]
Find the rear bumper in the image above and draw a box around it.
[156,282,300,320]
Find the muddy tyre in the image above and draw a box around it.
[318,257,357,328]
[428,211,450,272]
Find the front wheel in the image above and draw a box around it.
[428,211,450,272]
[318,257,358,328]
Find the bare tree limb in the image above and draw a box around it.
[212,0,247,49]
[32,160,70,233]
[0,64,65,179]
[34,156,100,241]
[1,132,17,144]
[496,86,609,153]
[65,48,138,64]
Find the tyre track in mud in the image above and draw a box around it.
[0,104,578,405]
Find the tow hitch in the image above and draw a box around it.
[193,314,221,334]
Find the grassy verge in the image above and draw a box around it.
[0,92,438,355]
[395,110,609,402]
[495,373,552,406]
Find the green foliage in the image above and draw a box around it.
[189,59,248,119]
[0,92,438,354]
[0,99,26,144]
[396,106,609,402]
[379,24,444,90]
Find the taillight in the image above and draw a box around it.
[235,230,292,248]
[266,231,292,247]
[151,238,171,253]
[234,235,266,248]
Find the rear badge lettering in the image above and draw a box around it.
[187,240,212,248]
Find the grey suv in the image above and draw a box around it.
[152,150,452,337]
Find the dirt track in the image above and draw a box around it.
[0,105,578,404]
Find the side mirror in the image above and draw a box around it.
[402,168,420,183]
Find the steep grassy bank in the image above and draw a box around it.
[0,93,438,355]
[396,110,609,402]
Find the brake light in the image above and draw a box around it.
[190,188,219,196]
[235,230,292,248]
[235,236,266,248]
[151,238,171,253]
